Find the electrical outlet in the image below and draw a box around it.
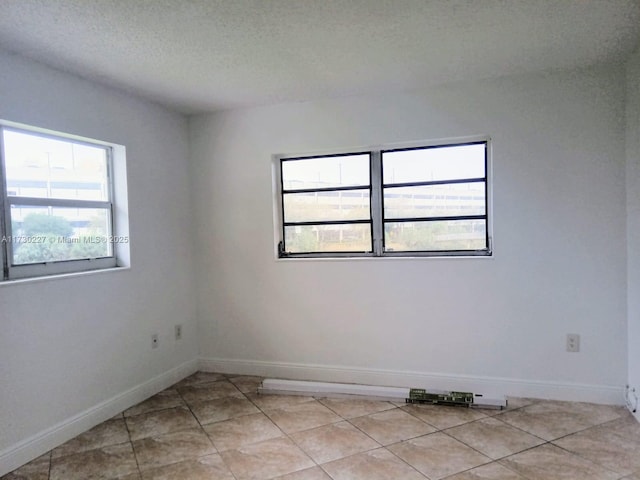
[151,333,159,349]
[566,333,580,352]
[175,324,182,340]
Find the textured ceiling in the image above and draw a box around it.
[0,0,639,114]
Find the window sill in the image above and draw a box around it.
[275,254,494,262]
[0,265,130,287]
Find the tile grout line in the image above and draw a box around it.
[497,401,626,440]
[380,445,433,480]
[332,402,438,477]
[328,400,543,480]
[438,414,550,461]
[495,407,635,476]
[482,411,549,443]
[549,441,631,478]
[493,443,619,480]
[241,389,407,479]
[287,398,385,476]
[46,450,52,480]
[245,391,328,478]
[440,405,624,478]
[296,397,431,480]
[250,390,533,479]
[121,413,143,480]
[174,377,242,480]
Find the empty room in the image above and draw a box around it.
[1,1,640,479]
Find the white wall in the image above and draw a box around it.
[0,48,633,475]
[627,47,640,421]
[0,50,197,473]
[191,65,628,404]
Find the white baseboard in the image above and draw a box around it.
[0,359,198,477]
[199,357,625,406]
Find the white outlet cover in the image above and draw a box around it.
[566,334,580,352]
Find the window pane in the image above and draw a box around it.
[3,129,109,201]
[384,182,485,219]
[384,220,487,252]
[284,189,370,222]
[285,224,371,253]
[383,144,485,184]
[282,154,369,190]
[10,206,112,265]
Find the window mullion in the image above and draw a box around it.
[370,150,383,256]
[0,126,9,279]
[106,147,116,258]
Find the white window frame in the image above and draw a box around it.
[274,136,492,259]
[0,120,129,281]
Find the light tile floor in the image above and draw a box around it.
[3,371,640,480]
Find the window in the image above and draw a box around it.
[277,139,491,258]
[0,122,128,280]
